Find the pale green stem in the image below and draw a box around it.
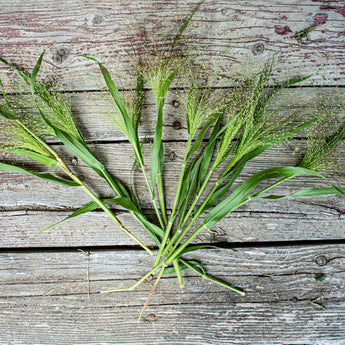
[179,258,245,296]
[101,261,164,293]
[157,172,167,226]
[160,166,217,258]
[137,157,165,229]
[153,136,193,268]
[138,263,166,321]
[58,161,153,255]
[173,259,184,293]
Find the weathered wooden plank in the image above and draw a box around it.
[0,0,344,91]
[1,245,344,344]
[2,87,344,142]
[1,139,344,246]
[1,199,345,248]
[1,141,344,209]
[1,301,345,345]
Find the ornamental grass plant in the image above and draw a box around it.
[1,1,344,320]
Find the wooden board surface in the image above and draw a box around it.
[1,0,345,91]
[1,0,345,344]
[1,245,345,344]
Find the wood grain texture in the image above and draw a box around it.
[1,139,344,248]
[0,0,345,91]
[1,0,345,343]
[1,141,344,208]
[1,87,344,142]
[1,245,345,344]
[1,200,345,248]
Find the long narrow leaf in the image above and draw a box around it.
[200,145,270,214]
[0,162,79,187]
[171,1,205,51]
[84,56,143,163]
[204,166,324,228]
[30,51,45,96]
[36,197,141,234]
[251,186,345,199]
[163,259,205,275]
[198,116,221,184]
[5,148,58,167]
[0,103,16,120]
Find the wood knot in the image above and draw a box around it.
[173,121,182,130]
[52,46,71,64]
[315,255,328,266]
[93,15,104,25]
[169,151,177,161]
[251,43,265,56]
[172,100,180,108]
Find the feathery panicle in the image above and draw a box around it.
[107,91,142,137]
[0,116,54,158]
[299,117,345,172]
[184,84,224,138]
[233,70,307,160]
[142,57,175,103]
[0,80,54,158]
[32,81,83,142]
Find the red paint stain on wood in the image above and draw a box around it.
[320,5,345,17]
[274,25,292,35]
[313,14,328,26]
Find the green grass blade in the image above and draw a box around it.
[163,259,205,275]
[108,197,141,213]
[200,145,270,214]
[84,56,128,117]
[178,258,245,295]
[252,186,345,199]
[0,162,80,186]
[5,148,58,166]
[84,56,143,162]
[198,116,221,184]
[30,51,45,96]
[178,244,234,256]
[52,126,104,173]
[204,166,325,228]
[187,114,219,160]
[36,199,104,234]
[0,104,16,120]
[134,213,165,239]
[177,157,202,226]
[171,0,205,51]
[36,197,142,235]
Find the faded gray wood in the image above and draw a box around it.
[1,87,344,142]
[1,0,345,343]
[1,141,344,208]
[1,201,345,248]
[1,139,344,248]
[0,0,345,92]
[1,245,345,344]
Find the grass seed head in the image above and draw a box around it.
[299,116,345,173]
